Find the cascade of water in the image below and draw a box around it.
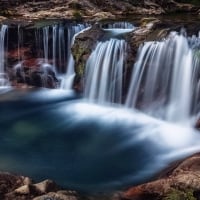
[60,24,90,90]
[35,28,43,58]
[166,34,193,123]
[43,26,49,63]
[51,23,88,75]
[126,32,200,124]
[107,22,134,29]
[101,22,134,30]
[103,22,135,37]
[84,39,127,104]
[58,26,66,72]
[18,25,20,61]
[0,25,9,87]
[52,25,57,71]
[17,25,24,62]
[35,23,89,89]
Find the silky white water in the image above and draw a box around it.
[1,23,200,192]
[60,25,90,90]
[0,25,9,87]
[85,39,127,103]
[126,31,200,125]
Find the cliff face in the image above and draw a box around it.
[0,0,198,20]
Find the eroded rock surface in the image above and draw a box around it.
[0,0,198,21]
[124,153,200,200]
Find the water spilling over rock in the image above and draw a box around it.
[85,39,127,104]
[125,31,200,125]
[10,22,89,89]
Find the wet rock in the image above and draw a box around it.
[14,185,32,195]
[0,172,28,196]
[33,191,78,200]
[10,58,59,89]
[72,24,105,91]
[124,153,200,200]
[34,179,58,194]
[71,18,168,93]
[0,16,6,22]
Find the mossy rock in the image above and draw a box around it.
[163,189,196,200]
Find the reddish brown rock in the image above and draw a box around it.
[124,153,200,200]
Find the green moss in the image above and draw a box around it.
[73,45,91,76]
[163,189,196,200]
[193,50,200,65]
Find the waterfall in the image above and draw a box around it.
[33,23,89,89]
[52,25,57,69]
[102,22,135,37]
[60,24,90,90]
[126,31,200,124]
[85,39,127,104]
[43,26,50,63]
[0,25,9,87]
[102,22,134,29]
[17,25,24,62]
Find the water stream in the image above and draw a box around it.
[0,21,200,192]
[0,25,9,88]
[0,89,200,192]
[126,31,200,125]
[85,39,127,104]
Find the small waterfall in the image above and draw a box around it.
[43,26,50,63]
[102,22,135,37]
[126,31,200,124]
[52,25,58,70]
[102,22,134,29]
[0,25,9,87]
[60,24,90,90]
[17,25,24,62]
[85,39,127,104]
[33,23,89,89]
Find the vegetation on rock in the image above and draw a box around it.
[163,189,196,200]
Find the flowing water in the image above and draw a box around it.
[85,39,127,104]
[0,25,9,88]
[0,89,200,192]
[60,25,91,90]
[12,22,89,88]
[126,31,200,125]
[1,20,200,192]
